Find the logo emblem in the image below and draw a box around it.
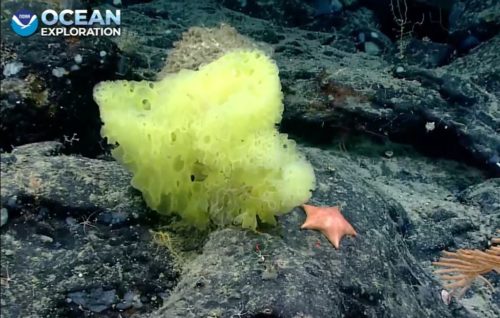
[11,9,39,37]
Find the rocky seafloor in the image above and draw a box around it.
[1,0,499,317]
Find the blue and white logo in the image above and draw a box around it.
[11,9,39,37]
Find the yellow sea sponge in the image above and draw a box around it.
[94,50,315,230]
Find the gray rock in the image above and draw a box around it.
[0,142,179,317]
[67,288,117,313]
[2,0,499,317]
[0,0,118,155]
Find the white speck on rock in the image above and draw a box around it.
[74,54,83,64]
[3,62,24,77]
[425,122,435,132]
[52,67,67,78]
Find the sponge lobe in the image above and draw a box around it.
[94,50,315,230]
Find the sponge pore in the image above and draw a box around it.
[94,50,316,230]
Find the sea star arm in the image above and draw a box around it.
[301,204,357,249]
